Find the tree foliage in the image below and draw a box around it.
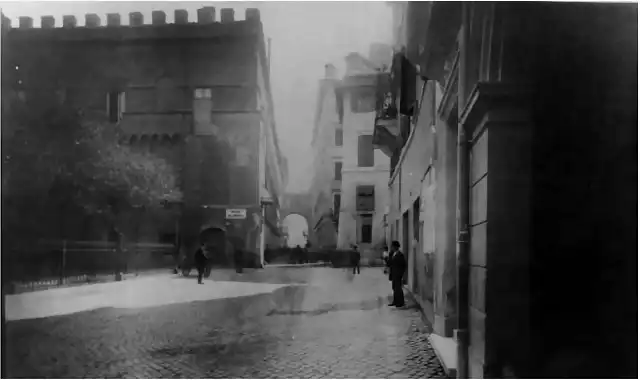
[2,93,182,247]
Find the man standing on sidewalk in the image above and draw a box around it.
[351,244,361,275]
[194,243,208,284]
[387,240,406,307]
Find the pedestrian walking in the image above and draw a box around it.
[382,244,390,275]
[351,244,361,275]
[194,243,209,284]
[234,247,244,273]
[294,245,304,264]
[387,240,406,307]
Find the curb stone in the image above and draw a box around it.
[403,285,456,378]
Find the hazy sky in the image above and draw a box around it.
[2,1,393,192]
[283,214,307,247]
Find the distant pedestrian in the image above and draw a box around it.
[234,247,244,273]
[294,245,304,264]
[387,240,406,307]
[194,243,208,284]
[227,236,245,274]
[351,244,361,275]
[382,244,390,275]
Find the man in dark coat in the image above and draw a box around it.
[387,240,406,307]
[351,244,361,275]
[194,243,208,284]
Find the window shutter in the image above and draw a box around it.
[335,128,343,146]
[357,135,374,167]
[356,185,375,211]
[334,161,342,181]
[119,92,126,117]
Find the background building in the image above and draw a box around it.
[309,45,393,258]
[2,7,287,266]
[309,64,342,249]
[336,47,392,260]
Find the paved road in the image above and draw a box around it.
[5,267,446,378]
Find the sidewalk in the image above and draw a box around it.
[404,285,458,378]
[4,273,287,321]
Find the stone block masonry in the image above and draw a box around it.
[2,5,281,263]
[6,7,260,29]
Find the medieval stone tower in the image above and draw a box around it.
[2,7,287,265]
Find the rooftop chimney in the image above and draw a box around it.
[325,64,338,79]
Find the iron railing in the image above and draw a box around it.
[3,239,176,292]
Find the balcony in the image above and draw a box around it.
[372,72,400,158]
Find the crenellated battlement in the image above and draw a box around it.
[5,7,260,33]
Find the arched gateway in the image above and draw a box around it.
[280,192,314,245]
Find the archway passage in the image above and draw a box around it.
[280,192,314,246]
[282,214,309,248]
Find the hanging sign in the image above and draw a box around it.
[225,208,247,220]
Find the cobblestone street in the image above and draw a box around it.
[5,268,446,378]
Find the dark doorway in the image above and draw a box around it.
[402,210,409,285]
[412,197,421,293]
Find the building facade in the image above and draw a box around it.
[309,46,392,257]
[377,2,637,378]
[309,64,342,249]
[2,7,286,266]
[336,68,390,255]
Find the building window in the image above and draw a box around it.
[357,134,374,167]
[333,192,341,215]
[360,213,373,243]
[335,128,343,146]
[194,88,212,99]
[193,88,213,134]
[106,91,125,123]
[356,185,375,212]
[350,87,376,113]
[334,161,342,181]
